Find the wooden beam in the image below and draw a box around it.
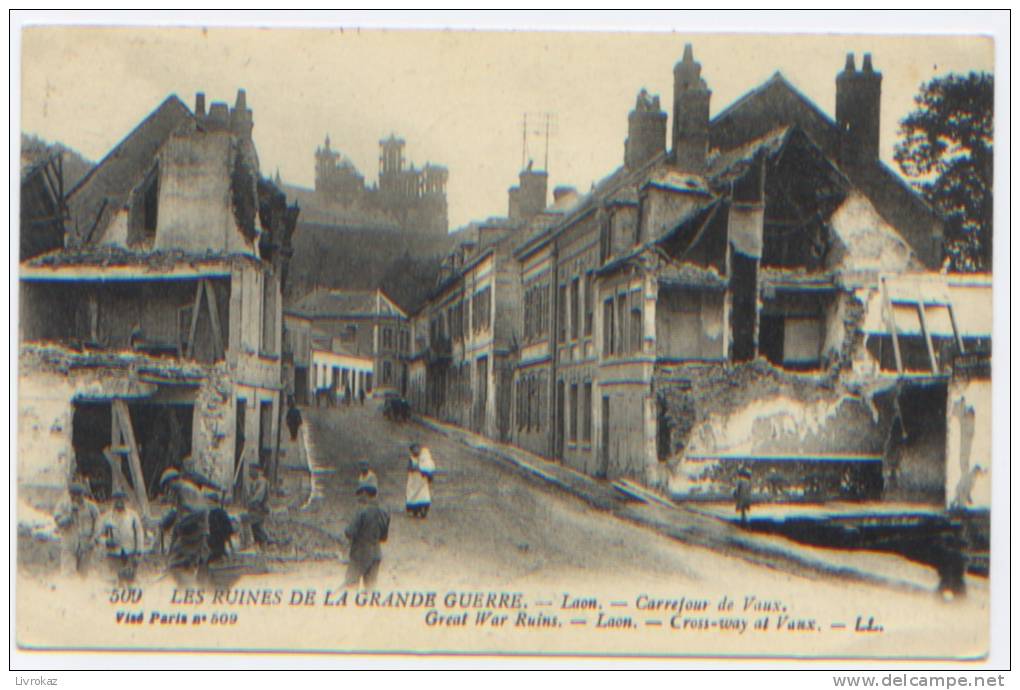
[947,302,966,354]
[203,279,225,360]
[185,280,204,359]
[881,278,903,375]
[915,300,939,374]
[101,448,132,498]
[112,400,150,518]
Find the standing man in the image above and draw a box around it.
[405,443,436,519]
[734,468,753,527]
[100,488,143,583]
[54,481,101,576]
[245,464,272,548]
[342,474,389,589]
[358,387,366,406]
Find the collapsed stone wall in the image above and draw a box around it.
[654,356,893,500]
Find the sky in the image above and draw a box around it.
[19,24,993,232]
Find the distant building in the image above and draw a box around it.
[309,134,448,236]
[284,288,410,402]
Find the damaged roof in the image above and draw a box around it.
[65,95,195,246]
[708,72,943,268]
[20,245,254,280]
[287,288,407,319]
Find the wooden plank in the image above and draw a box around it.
[915,299,939,374]
[203,279,225,360]
[101,448,132,498]
[880,278,903,375]
[185,280,204,359]
[947,303,966,354]
[113,401,150,518]
[232,440,247,503]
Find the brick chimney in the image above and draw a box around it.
[508,162,548,221]
[625,88,667,169]
[195,92,206,118]
[836,52,882,168]
[672,44,711,173]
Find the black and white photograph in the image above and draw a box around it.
[10,13,1006,670]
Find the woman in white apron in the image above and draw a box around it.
[405,443,435,518]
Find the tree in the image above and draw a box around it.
[894,72,993,271]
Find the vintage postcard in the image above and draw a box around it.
[14,23,998,661]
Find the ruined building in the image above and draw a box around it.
[18,89,300,516]
[309,133,449,235]
[407,46,992,514]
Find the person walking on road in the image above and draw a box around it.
[342,475,389,589]
[357,460,377,491]
[734,467,753,527]
[405,443,436,519]
[286,397,303,442]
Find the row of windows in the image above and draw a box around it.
[516,372,547,433]
[556,271,595,344]
[472,287,492,333]
[381,326,410,353]
[567,381,594,444]
[603,290,644,356]
[313,363,372,393]
[429,287,493,345]
[523,282,549,342]
[517,377,593,443]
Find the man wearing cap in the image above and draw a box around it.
[342,474,389,589]
[245,464,272,548]
[405,443,436,519]
[54,481,101,575]
[159,467,217,572]
[100,489,143,582]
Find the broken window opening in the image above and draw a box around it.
[656,286,726,361]
[759,290,827,371]
[656,397,672,462]
[72,399,194,503]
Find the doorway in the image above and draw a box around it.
[599,395,610,478]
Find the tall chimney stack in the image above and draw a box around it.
[836,52,882,168]
[672,43,712,173]
[625,89,667,169]
[195,92,206,118]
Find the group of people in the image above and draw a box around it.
[54,482,142,582]
[340,442,438,589]
[315,385,367,409]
